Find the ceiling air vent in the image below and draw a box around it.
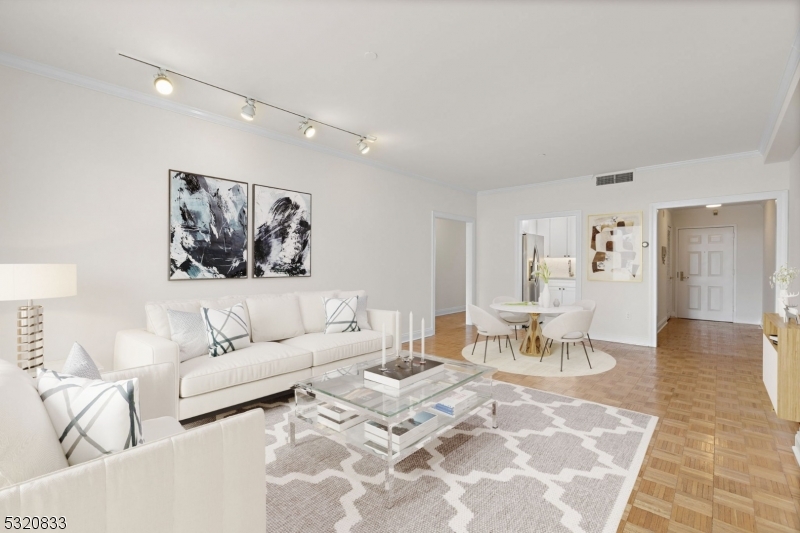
[595,171,634,186]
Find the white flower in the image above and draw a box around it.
[769,265,799,289]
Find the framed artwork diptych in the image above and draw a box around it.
[168,170,248,280]
[252,184,312,278]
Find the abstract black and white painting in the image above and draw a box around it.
[169,170,248,280]
[253,185,311,277]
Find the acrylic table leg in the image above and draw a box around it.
[491,401,498,429]
[384,423,395,508]
[288,421,296,447]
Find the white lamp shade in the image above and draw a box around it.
[0,264,77,302]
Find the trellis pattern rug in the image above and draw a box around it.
[187,383,656,533]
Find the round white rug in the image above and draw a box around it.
[461,338,616,377]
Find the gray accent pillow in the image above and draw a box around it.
[61,342,101,380]
[338,290,371,330]
[167,309,208,362]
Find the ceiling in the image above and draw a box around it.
[0,0,798,191]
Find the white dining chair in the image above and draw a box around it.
[541,310,594,372]
[468,304,516,363]
[492,296,529,339]
[575,300,597,351]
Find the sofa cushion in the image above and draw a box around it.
[296,290,340,333]
[0,361,68,488]
[246,294,305,342]
[167,310,208,362]
[338,290,371,330]
[323,297,361,333]
[179,343,312,398]
[145,299,203,339]
[202,303,252,357]
[280,330,393,367]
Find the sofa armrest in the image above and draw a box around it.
[102,362,177,420]
[367,309,399,349]
[0,409,266,533]
[115,329,180,410]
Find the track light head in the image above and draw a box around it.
[357,138,370,155]
[241,98,256,121]
[153,69,173,95]
[299,120,315,138]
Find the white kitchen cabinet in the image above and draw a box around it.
[537,218,551,257]
[549,279,576,306]
[567,216,577,257]
[550,217,568,257]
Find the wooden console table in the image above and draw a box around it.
[762,313,800,422]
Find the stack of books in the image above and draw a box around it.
[363,357,444,391]
[433,390,477,417]
[363,411,438,453]
[317,402,364,432]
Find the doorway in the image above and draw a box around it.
[431,212,476,335]
[675,226,735,322]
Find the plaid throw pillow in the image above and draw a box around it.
[323,297,361,333]
[202,303,251,357]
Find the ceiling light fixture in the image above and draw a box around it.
[241,98,256,121]
[299,119,315,138]
[153,69,173,95]
[120,53,376,152]
[706,204,722,208]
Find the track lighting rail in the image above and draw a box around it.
[119,53,377,145]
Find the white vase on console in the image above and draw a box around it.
[540,284,551,308]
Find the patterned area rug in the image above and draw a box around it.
[187,383,656,533]
[461,340,616,377]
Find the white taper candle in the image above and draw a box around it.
[421,318,425,362]
[381,324,386,368]
[409,311,413,357]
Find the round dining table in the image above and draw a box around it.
[489,302,581,357]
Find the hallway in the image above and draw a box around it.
[412,314,800,532]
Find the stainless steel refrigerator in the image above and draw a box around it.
[522,234,545,302]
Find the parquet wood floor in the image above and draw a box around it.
[411,313,800,533]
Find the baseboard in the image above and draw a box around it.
[657,317,669,333]
[794,446,800,468]
[400,328,435,344]
[435,305,466,316]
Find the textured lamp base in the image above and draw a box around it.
[17,305,44,376]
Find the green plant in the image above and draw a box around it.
[769,265,799,290]
[534,261,551,284]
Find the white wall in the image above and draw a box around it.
[477,155,789,346]
[790,146,800,270]
[656,208,673,328]
[434,218,467,314]
[670,204,764,325]
[0,66,476,368]
[763,200,777,314]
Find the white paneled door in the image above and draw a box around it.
[676,227,734,322]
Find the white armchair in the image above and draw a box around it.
[468,304,516,363]
[541,310,594,372]
[0,359,266,532]
[492,296,529,339]
[575,299,597,351]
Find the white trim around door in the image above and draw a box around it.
[431,212,476,335]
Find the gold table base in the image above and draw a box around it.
[519,313,550,357]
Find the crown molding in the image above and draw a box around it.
[0,51,476,196]
[759,29,800,155]
[634,150,762,172]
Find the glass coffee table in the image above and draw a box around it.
[289,352,496,501]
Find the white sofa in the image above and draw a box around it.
[115,290,397,420]
[0,359,265,532]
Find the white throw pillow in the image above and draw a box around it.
[246,294,305,342]
[338,290,371,330]
[202,303,252,357]
[61,342,102,380]
[167,309,208,362]
[323,297,361,333]
[37,370,143,466]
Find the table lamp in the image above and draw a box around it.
[0,264,77,375]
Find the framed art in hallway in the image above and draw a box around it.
[168,170,248,280]
[253,184,311,277]
[588,211,643,282]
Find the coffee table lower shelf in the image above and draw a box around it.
[288,390,497,505]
